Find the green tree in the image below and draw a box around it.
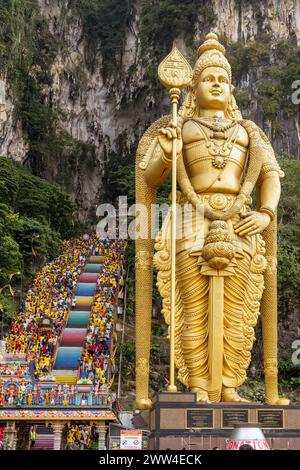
[0,157,79,322]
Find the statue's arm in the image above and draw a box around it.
[235,139,283,236]
[258,170,281,213]
[256,124,284,214]
[144,141,172,188]
[257,140,284,218]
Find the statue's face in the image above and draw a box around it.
[195,66,230,111]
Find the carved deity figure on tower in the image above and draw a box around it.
[135,33,289,409]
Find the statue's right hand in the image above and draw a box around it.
[157,122,183,159]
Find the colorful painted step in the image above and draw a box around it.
[52,252,104,376]
[51,369,78,384]
[74,295,94,307]
[53,347,82,370]
[61,328,87,347]
[85,263,103,273]
[76,282,96,296]
[66,311,90,328]
[79,273,99,282]
[89,255,105,263]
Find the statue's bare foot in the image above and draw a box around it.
[221,387,250,403]
[191,387,211,403]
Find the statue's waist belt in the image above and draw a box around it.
[167,192,256,257]
[177,191,243,213]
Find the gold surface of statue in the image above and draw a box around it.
[135,33,289,409]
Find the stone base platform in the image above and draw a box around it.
[134,392,300,450]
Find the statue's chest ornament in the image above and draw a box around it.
[206,141,233,168]
[194,118,239,169]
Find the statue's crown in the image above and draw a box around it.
[193,32,231,84]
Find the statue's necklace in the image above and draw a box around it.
[193,118,238,169]
[197,117,237,132]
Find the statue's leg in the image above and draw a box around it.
[222,251,264,402]
[176,250,209,401]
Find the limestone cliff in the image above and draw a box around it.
[0,0,299,219]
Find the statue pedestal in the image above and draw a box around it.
[133,392,300,450]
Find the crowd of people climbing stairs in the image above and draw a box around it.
[4,234,127,389]
[5,236,96,377]
[78,239,127,386]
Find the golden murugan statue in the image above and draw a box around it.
[135,33,289,409]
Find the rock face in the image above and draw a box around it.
[211,0,300,44]
[0,82,29,162]
[0,0,299,219]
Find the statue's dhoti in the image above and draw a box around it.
[155,192,267,402]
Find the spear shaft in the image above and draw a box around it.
[168,88,180,392]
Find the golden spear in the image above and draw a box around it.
[158,48,192,392]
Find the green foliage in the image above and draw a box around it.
[241,378,265,403]
[223,35,271,82]
[278,245,300,307]
[274,39,289,61]
[0,235,22,283]
[140,0,216,53]
[102,125,172,206]
[118,338,136,359]
[278,354,300,386]
[17,75,58,173]
[278,156,300,252]
[281,48,300,90]
[258,78,282,122]
[8,214,61,271]
[70,0,134,80]
[234,90,251,112]
[234,0,261,13]
[150,339,160,365]
[242,377,299,403]
[0,157,77,298]
[140,0,216,96]
[256,53,300,122]
[116,339,135,376]
[0,0,38,73]
[102,131,135,206]
[224,37,300,124]
[0,0,68,174]
[277,157,300,313]
[0,293,17,329]
[0,157,75,237]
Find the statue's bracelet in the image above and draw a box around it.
[260,206,275,221]
[161,152,173,165]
